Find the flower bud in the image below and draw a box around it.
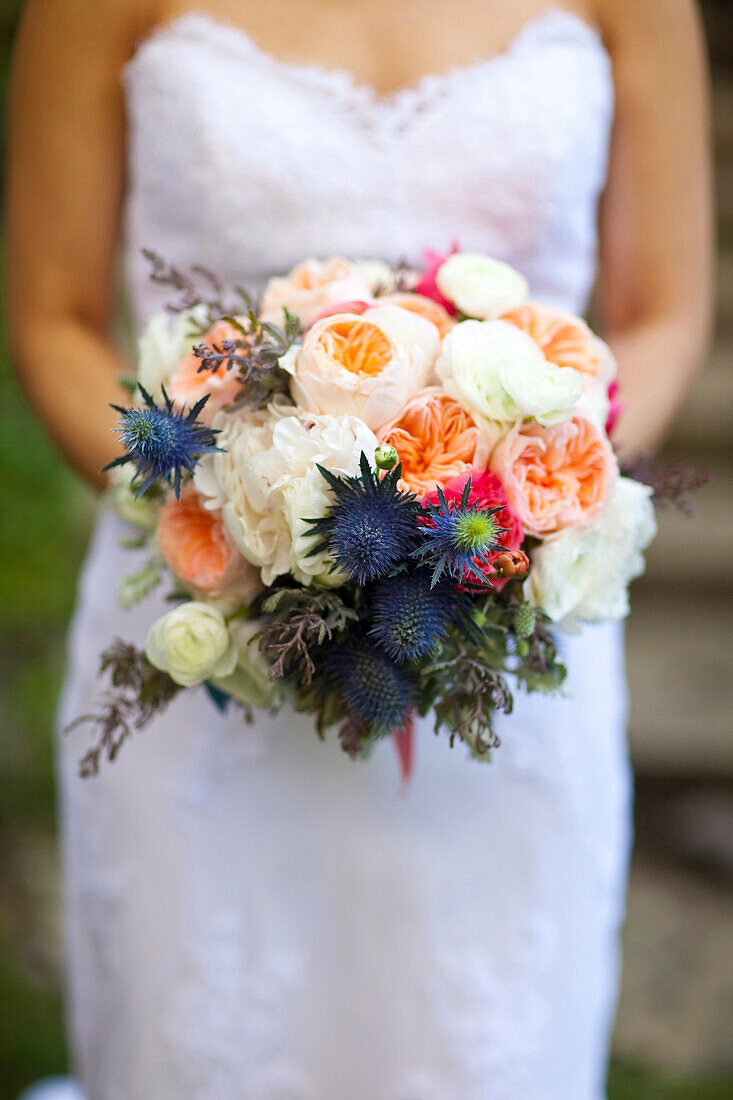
[375,444,399,471]
[493,549,530,580]
[514,603,537,639]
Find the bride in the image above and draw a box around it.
[7,1,711,1097]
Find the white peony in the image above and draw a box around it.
[436,253,529,319]
[525,477,657,630]
[436,319,584,425]
[210,619,278,708]
[145,601,238,687]
[195,401,379,586]
[137,305,208,398]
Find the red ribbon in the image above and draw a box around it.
[393,711,415,783]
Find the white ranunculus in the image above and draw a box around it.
[210,619,278,708]
[145,601,238,687]
[436,319,583,425]
[195,401,379,586]
[137,305,208,398]
[575,377,611,432]
[525,477,657,630]
[435,253,529,319]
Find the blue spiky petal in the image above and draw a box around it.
[103,385,222,498]
[414,478,508,586]
[323,634,415,736]
[370,570,462,663]
[305,452,421,584]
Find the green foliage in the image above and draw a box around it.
[256,584,359,684]
[117,551,165,610]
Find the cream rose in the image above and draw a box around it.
[137,305,208,398]
[435,253,529,319]
[259,257,373,328]
[289,303,440,430]
[436,319,583,425]
[195,402,379,586]
[145,601,238,688]
[525,477,657,630]
[210,619,278,708]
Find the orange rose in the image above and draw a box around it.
[168,320,244,421]
[379,293,455,337]
[377,387,490,496]
[499,303,615,383]
[489,415,617,537]
[157,487,260,606]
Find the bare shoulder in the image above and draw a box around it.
[14,0,159,62]
[592,0,704,51]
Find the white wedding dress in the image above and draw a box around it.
[57,10,631,1099]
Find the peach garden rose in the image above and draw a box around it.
[156,486,261,609]
[259,257,373,328]
[287,303,440,431]
[377,387,490,497]
[489,414,617,537]
[499,302,616,383]
[378,292,455,337]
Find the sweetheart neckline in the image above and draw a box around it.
[127,6,607,113]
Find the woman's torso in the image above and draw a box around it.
[121,6,613,326]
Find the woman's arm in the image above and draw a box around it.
[6,0,155,488]
[596,0,714,458]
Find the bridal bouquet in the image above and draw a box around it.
[74,248,670,776]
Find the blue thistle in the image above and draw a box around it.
[414,478,508,586]
[370,570,463,663]
[305,452,421,584]
[323,634,415,736]
[104,385,222,498]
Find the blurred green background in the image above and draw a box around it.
[1,1,732,1097]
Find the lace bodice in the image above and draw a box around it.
[122,8,613,329]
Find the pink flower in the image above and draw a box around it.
[489,416,617,538]
[414,244,459,314]
[605,379,624,437]
[422,469,524,589]
[309,299,373,326]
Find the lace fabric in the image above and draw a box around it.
[58,10,630,1098]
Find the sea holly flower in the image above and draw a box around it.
[323,634,415,737]
[421,470,524,589]
[415,476,508,586]
[105,385,222,498]
[305,451,421,584]
[370,569,463,664]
